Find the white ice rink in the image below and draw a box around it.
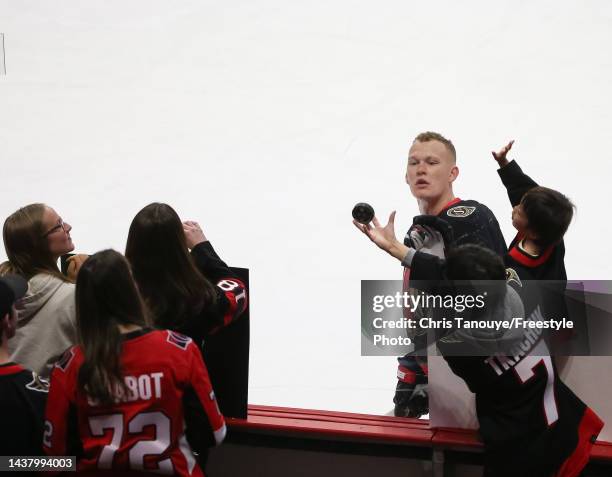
[1,0,612,415]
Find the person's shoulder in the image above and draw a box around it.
[49,274,75,294]
[15,274,74,325]
[21,369,50,394]
[0,364,50,394]
[147,329,195,353]
[456,199,494,211]
[52,345,83,374]
[30,272,72,286]
[29,272,75,298]
[557,240,566,255]
[443,199,495,221]
[505,264,532,285]
[459,199,490,208]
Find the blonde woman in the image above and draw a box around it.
[1,203,86,378]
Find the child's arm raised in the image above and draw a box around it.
[492,140,539,206]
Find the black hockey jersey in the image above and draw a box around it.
[440,279,603,477]
[179,241,248,341]
[0,362,48,456]
[394,198,507,417]
[498,159,575,351]
[407,197,507,282]
[403,198,507,305]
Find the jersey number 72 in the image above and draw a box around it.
[88,411,175,474]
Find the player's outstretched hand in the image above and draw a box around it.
[491,140,514,168]
[353,211,407,261]
[183,221,208,249]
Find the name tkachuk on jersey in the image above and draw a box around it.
[482,300,546,378]
[43,329,226,477]
[441,280,603,477]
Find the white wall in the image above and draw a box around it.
[1,0,611,415]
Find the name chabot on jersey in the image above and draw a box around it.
[87,372,164,406]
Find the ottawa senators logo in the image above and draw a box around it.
[26,372,50,393]
[506,268,522,288]
[447,206,476,218]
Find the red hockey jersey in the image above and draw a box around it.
[43,329,226,476]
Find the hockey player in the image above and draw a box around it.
[393,140,575,287]
[0,274,49,457]
[363,140,579,348]
[357,206,602,475]
[43,250,226,476]
[354,131,507,417]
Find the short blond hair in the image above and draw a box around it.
[413,131,456,162]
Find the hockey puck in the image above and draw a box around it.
[352,202,375,224]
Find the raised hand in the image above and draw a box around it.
[183,221,208,249]
[491,140,514,167]
[66,254,89,281]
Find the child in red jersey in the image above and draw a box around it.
[43,250,225,476]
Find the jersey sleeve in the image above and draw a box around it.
[497,159,539,206]
[182,341,227,453]
[407,202,506,281]
[42,350,77,458]
[190,241,248,334]
[406,250,446,287]
[190,241,238,284]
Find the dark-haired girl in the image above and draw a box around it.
[43,249,225,476]
[125,203,247,344]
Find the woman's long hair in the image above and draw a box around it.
[76,249,149,405]
[2,203,69,281]
[125,203,217,329]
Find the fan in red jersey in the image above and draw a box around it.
[43,249,225,476]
